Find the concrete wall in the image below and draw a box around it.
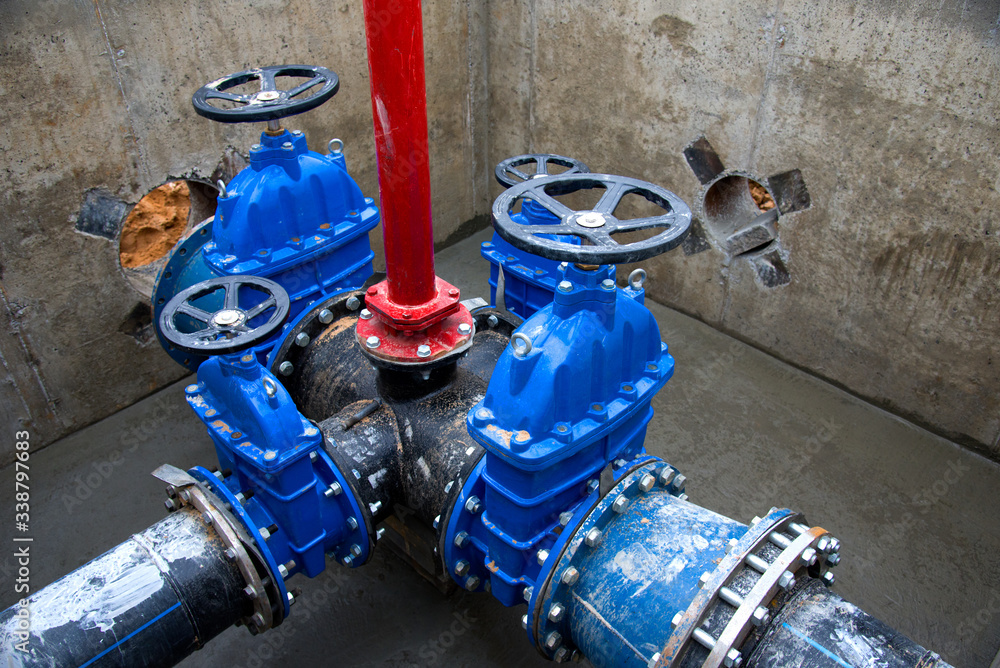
[3,0,998,461]
[0,0,488,461]
[485,0,1000,457]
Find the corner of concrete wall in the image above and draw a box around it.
[484,0,1000,457]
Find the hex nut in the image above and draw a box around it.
[638,474,655,492]
[561,566,580,586]
[454,531,470,549]
[465,575,480,591]
[537,549,550,565]
[346,296,361,311]
[521,614,529,630]
[465,496,482,514]
[455,559,471,577]
[658,467,677,486]
[548,603,566,623]
[801,547,818,566]
[751,606,770,627]
[827,552,841,566]
[279,361,294,376]
[585,528,603,547]
[725,649,743,668]
[350,544,362,558]
[612,495,629,513]
[545,631,563,651]
[295,332,310,347]
[319,308,335,323]
[778,570,796,591]
[821,571,836,586]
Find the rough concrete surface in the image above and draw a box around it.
[484,0,1000,457]
[1,231,997,667]
[0,0,489,459]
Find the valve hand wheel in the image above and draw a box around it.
[495,154,590,188]
[492,173,692,265]
[159,276,290,355]
[192,65,339,123]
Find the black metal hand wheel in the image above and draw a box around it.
[159,276,290,355]
[192,65,339,123]
[491,173,692,265]
[495,154,590,188]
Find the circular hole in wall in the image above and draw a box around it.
[118,180,218,298]
[701,174,777,249]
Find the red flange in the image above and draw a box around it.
[356,304,474,364]
[364,277,463,331]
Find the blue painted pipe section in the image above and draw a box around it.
[561,487,745,666]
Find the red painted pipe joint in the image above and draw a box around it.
[359,0,473,363]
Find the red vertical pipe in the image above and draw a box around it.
[362,0,437,306]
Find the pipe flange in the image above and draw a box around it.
[268,288,366,381]
[654,511,840,668]
[154,464,278,634]
[440,454,490,592]
[530,457,685,662]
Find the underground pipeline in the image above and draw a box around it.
[0,507,250,667]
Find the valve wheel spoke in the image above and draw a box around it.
[244,296,277,321]
[176,303,212,323]
[527,191,575,220]
[495,154,590,188]
[615,213,678,234]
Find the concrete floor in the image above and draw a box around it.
[2,228,999,667]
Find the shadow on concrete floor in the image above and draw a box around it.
[2,229,998,667]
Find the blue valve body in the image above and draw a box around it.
[185,354,369,587]
[154,129,378,368]
[464,263,670,605]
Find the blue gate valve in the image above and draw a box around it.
[456,173,693,607]
[159,276,372,619]
[153,65,379,371]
